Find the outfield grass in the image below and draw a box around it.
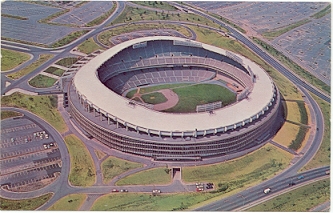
[164,84,236,113]
[64,134,96,187]
[139,83,190,94]
[252,37,330,95]
[6,54,54,80]
[273,122,300,148]
[262,19,311,40]
[188,25,303,102]
[0,193,52,210]
[98,23,192,47]
[131,1,178,11]
[182,144,292,188]
[101,156,143,184]
[48,194,86,211]
[55,57,78,68]
[1,92,67,133]
[285,101,301,124]
[301,93,330,171]
[141,92,167,104]
[247,178,330,211]
[44,66,65,77]
[1,48,31,71]
[111,6,222,29]
[91,192,217,211]
[28,74,57,88]
[77,38,104,55]
[116,167,171,186]
[125,89,138,99]
[1,110,22,120]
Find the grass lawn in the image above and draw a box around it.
[247,178,330,211]
[111,6,222,30]
[44,66,65,77]
[0,193,52,210]
[85,3,116,27]
[28,74,57,88]
[182,144,292,188]
[1,92,67,133]
[139,83,190,94]
[77,38,104,55]
[125,89,138,99]
[6,54,53,80]
[98,23,192,47]
[164,84,236,113]
[1,110,22,120]
[55,57,78,68]
[301,93,330,171]
[51,30,89,48]
[94,149,107,160]
[131,1,178,11]
[64,134,96,187]
[101,156,143,184]
[116,167,171,186]
[285,101,301,123]
[141,92,167,104]
[91,192,217,211]
[188,25,303,102]
[48,194,86,211]
[1,48,30,71]
[310,4,331,19]
[273,122,300,148]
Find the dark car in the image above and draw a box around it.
[288,182,296,186]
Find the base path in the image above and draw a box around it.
[153,89,179,111]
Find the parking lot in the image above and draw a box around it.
[0,117,61,191]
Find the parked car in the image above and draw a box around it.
[263,188,271,194]
[112,189,119,192]
[288,182,296,186]
[297,175,304,180]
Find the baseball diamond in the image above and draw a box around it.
[68,36,284,160]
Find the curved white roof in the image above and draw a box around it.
[73,36,275,133]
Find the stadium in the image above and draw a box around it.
[68,36,284,161]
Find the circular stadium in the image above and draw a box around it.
[68,36,284,161]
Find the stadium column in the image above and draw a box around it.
[100,111,102,121]
[125,122,128,131]
[115,117,119,128]
[147,129,150,136]
[107,114,110,125]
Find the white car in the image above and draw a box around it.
[263,188,271,194]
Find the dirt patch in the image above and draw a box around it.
[153,89,179,111]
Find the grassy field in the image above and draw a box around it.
[94,149,107,160]
[1,110,22,120]
[188,25,303,101]
[1,92,67,133]
[273,122,300,148]
[64,134,96,187]
[1,48,30,71]
[141,92,167,104]
[55,57,78,68]
[182,144,292,188]
[101,156,143,184]
[1,13,28,20]
[28,74,57,88]
[6,54,53,80]
[252,37,330,95]
[164,84,236,113]
[111,6,222,29]
[77,38,104,55]
[47,194,86,211]
[247,178,330,211]
[310,4,331,19]
[116,167,172,186]
[285,101,301,123]
[262,19,311,40]
[91,192,217,211]
[98,23,192,47]
[301,93,330,171]
[44,66,65,77]
[51,30,89,48]
[0,193,52,210]
[131,1,178,11]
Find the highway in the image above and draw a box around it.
[0,1,330,211]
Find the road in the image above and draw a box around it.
[0,1,330,211]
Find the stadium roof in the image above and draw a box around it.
[73,36,275,133]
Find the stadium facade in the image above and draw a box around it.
[68,36,284,160]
